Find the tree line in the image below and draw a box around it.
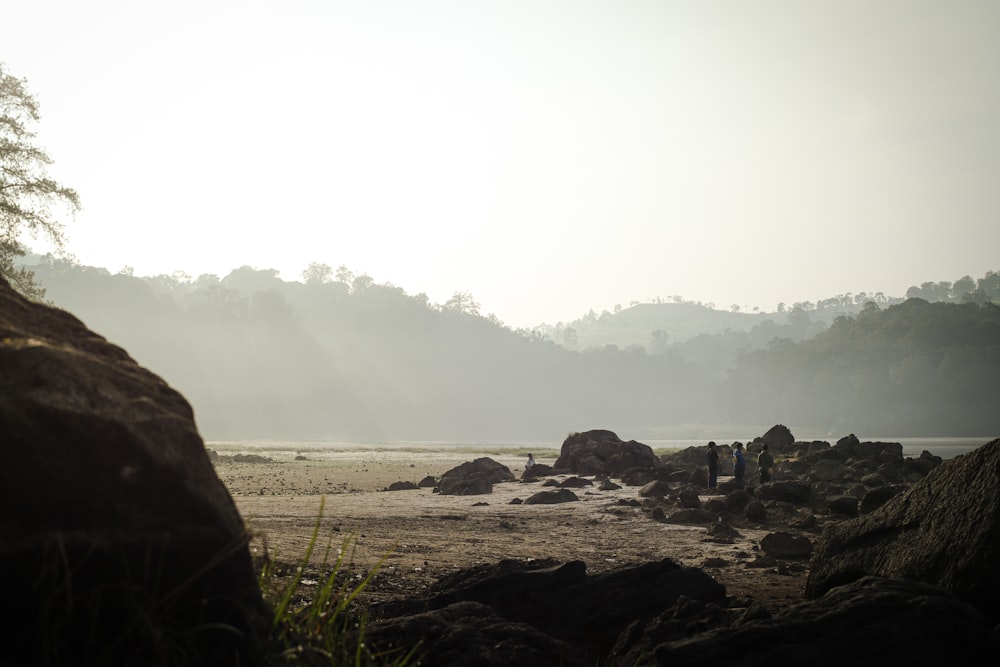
[22,257,1000,441]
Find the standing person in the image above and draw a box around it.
[706,441,719,491]
[733,442,747,485]
[525,453,536,470]
[757,443,774,484]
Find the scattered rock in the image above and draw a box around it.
[761,532,814,559]
[524,489,580,505]
[438,457,515,496]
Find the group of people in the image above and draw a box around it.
[706,440,773,490]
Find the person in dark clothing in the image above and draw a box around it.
[758,443,774,483]
[706,441,719,491]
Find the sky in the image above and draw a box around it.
[3,0,998,328]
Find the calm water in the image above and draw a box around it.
[209,436,994,461]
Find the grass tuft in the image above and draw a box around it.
[261,496,420,666]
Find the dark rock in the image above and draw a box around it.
[723,489,750,512]
[294,454,307,461]
[558,476,593,488]
[608,595,734,665]
[554,430,663,478]
[438,457,514,495]
[521,463,554,481]
[638,480,671,498]
[621,466,671,486]
[418,475,438,488]
[668,508,718,525]
[613,576,995,666]
[806,439,1000,625]
[386,480,418,491]
[826,494,859,517]
[704,522,741,544]
[599,478,622,491]
[858,483,908,514]
[754,480,812,504]
[524,489,579,505]
[760,532,813,559]
[375,558,726,663]
[0,276,268,665]
[745,499,766,521]
[677,487,701,508]
[759,424,795,450]
[366,600,592,667]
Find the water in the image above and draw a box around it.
[208,436,995,460]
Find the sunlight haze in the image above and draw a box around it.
[4,0,998,328]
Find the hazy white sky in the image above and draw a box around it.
[4,0,998,327]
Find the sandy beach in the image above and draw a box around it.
[212,444,809,611]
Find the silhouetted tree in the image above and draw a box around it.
[443,291,480,316]
[302,262,333,285]
[0,63,80,298]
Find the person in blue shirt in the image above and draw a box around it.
[733,442,747,485]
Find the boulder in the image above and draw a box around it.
[858,483,908,514]
[365,600,591,667]
[668,508,718,525]
[826,494,859,517]
[638,480,671,498]
[524,489,580,505]
[558,476,593,488]
[722,489,750,513]
[754,480,812,504]
[806,439,1000,625]
[373,558,726,664]
[758,424,795,450]
[554,430,663,478]
[760,532,813,559]
[0,276,268,665]
[609,576,995,666]
[677,487,701,508]
[522,463,554,481]
[438,457,515,495]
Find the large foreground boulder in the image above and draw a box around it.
[554,429,663,477]
[806,439,1000,625]
[611,575,996,666]
[0,277,269,665]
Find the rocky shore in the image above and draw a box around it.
[3,272,998,665]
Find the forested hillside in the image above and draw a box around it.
[723,299,1000,435]
[24,258,1000,441]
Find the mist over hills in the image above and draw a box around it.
[21,257,1000,442]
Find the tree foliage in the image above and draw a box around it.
[0,63,79,298]
[726,299,1000,435]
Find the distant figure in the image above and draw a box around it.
[733,442,747,485]
[525,453,536,470]
[706,442,719,490]
[758,443,775,484]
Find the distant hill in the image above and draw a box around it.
[13,256,999,441]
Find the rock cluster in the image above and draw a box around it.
[362,429,1000,663]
